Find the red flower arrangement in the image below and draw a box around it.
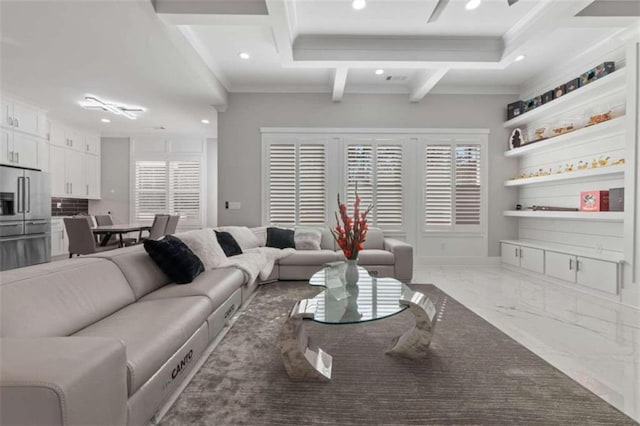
[331,183,374,260]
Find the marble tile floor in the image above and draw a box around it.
[412,265,640,422]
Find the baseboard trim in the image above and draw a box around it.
[416,256,501,266]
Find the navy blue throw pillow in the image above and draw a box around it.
[215,231,243,257]
[266,227,295,249]
[143,235,204,284]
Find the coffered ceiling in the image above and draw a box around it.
[157,0,640,104]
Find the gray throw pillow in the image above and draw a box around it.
[294,227,323,250]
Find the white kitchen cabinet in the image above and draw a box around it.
[50,144,101,199]
[84,132,100,155]
[12,132,39,169]
[576,257,618,294]
[38,139,49,172]
[49,120,67,148]
[49,120,85,151]
[50,146,67,196]
[544,251,576,282]
[84,154,101,199]
[51,219,68,257]
[1,98,45,138]
[0,127,10,164]
[500,242,544,273]
[66,127,83,152]
[1,98,11,128]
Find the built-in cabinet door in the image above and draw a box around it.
[519,246,544,274]
[51,219,68,257]
[66,149,85,197]
[84,133,100,155]
[0,127,11,164]
[49,121,67,148]
[12,102,40,136]
[1,99,11,128]
[576,257,618,294]
[37,139,49,172]
[66,128,83,151]
[545,251,576,283]
[84,154,100,199]
[12,132,39,169]
[49,145,67,196]
[501,243,520,267]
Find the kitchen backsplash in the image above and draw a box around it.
[51,197,89,217]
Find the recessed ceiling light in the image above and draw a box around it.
[375,69,384,75]
[352,0,366,10]
[101,118,110,123]
[239,52,250,60]
[201,119,210,124]
[514,54,526,62]
[465,0,481,10]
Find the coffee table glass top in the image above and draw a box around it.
[308,264,410,325]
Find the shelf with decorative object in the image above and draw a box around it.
[503,68,627,129]
[504,164,625,187]
[503,210,624,222]
[504,116,626,158]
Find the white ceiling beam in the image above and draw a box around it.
[409,69,449,102]
[332,67,349,102]
[153,0,268,15]
[576,1,640,17]
[293,35,504,63]
[157,13,271,26]
[264,0,296,63]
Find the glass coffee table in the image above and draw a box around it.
[279,264,437,381]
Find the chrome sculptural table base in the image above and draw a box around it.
[279,299,333,381]
[279,288,437,381]
[386,289,438,359]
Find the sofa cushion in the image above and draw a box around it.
[74,296,211,395]
[320,227,336,250]
[144,236,205,284]
[294,227,322,250]
[266,227,295,249]
[139,268,245,311]
[351,249,395,265]
[90,245,171,300]
[278,250,339,266]
[215,231,243,257]
[1,258,135,337]
[176,229,227,270]
[363,227,384,250]
[215,226,261,250]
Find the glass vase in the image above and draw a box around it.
[345,258,359,286]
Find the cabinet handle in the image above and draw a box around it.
[86,144,89,152]
[70,182,72,194]
[7,117,13,126]
[14,118,19,128]
[86,184,89,196]
[576,260,581,272]
[15,152,19,163]
[569,259,573,270]
[515,247,518,257]
[9,151,13,162]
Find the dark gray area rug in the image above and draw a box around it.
[161,282,635,425]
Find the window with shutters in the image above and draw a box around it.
[266,143,326,226]
[423,142,482,232]
[345,143,404,232]
[135,160,202,225]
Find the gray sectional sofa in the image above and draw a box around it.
[0,226,412,426]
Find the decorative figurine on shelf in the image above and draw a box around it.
[509,128,524,150]
[577,161,587,170]
[556,165,563,174]
[591,159,599,168]
[613,158,625,165]
[599,156,610,167]
[565,164,574,172]
[516,204,522,210]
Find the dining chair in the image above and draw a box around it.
[143,214,170,241]
[64,217,119,258]
[164,215,180,235]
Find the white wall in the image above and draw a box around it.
[88,137,130,223]
[217,93,519,257]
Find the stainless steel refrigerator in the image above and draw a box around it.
[0,165,51,271]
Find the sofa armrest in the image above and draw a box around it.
[384,238,413,283]
[1,337,128,426]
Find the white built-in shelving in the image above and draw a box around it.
[504,116,626,158]
[503,68,627,128]
[504,164,625,187]
[503,210,624,222]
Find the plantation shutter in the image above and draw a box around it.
[298,144,326,225]
[135,161,168,222]
[424,145,453,227]
[375,145,403,230]
[268,144,297,225]
[169,161,201,222]
[455,144,481,225]
[346,145,374,214]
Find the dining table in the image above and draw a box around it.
[92,224,152,247]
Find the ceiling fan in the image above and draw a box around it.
[428,0,520,23]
